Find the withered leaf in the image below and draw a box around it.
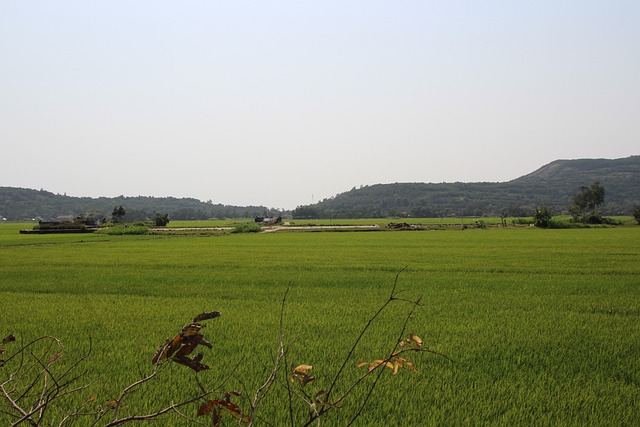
[152,340,169,364]
[154,315,215,368]
[293,364,313,375]
[358,360,395,372]
[47,352,62,367]
[174,355,209,372]
[225,391,242,401]
[175,341,198,358]
[165,334,185,358]
[291,364,315,387]
[104,400,118,409]
[217,400,250,423]
[409,334,423,347]
[211,407,222,427]
[197,399,219,416]
[198,398,249,424]
[181,323,204,337]
[193,312,221,322]
[2,334,15,345]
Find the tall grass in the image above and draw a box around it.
[1,223,639,425]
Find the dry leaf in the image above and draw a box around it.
[198,396,249,424]
[409,334,423,347]
[197,399,219,416]
[193,312,221,322]
[291,364,315,386]
[47,352,62,367]
[293,364,313,374]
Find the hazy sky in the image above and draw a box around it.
[2,1,638,209]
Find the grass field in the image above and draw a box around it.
[1,221,639,425]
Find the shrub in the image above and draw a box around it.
[533,205,553,228]
[154,213,170,227]
[633,205,640,224]
[231,223,262,233]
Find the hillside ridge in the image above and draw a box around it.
[292,156,640,218]
[2,156,639,220]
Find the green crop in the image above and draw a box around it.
[1,223,638,425]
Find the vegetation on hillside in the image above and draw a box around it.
[293,156,640,218]
[2,156,638,220]
[0,187,281,221]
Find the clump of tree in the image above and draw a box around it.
[533,204,553,228]
[153,213,170,227]
[111,205,126,223]
[633,205,640,225]
[569,182,606,224]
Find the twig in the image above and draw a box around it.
[248,287,289,425]
[346,294,421,426]
[324,267,406,404]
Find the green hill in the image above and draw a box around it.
[2,156,639,221]
[0,188,278,221]
[292,156,640,218]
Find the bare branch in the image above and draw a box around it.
[248,287,289,425]
[346,294,421,426]
[324,267,408,405]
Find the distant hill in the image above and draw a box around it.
[3,156,639,221]
[292,156,640,218]
[0,188,280,221]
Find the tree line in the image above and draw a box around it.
[0,187,283,221]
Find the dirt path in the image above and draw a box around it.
[261,225,380,232]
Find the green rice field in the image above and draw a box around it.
[1,221,639,425]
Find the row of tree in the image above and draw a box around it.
[0,187,284,221]
[533,182,640,227]
[110,206,169,226]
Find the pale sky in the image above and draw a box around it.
[1,1,638,209]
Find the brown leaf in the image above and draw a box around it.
[291,364,315,387]
[224,391,241,402]
[364,360,394,372]
[211,407,222,427]
[47,352,62,367]
[198,399,249,424]
[397,357,417,372]
[193,312,221,322]
[217,400,250,423]
[175,341,198,358]
[104,400,118,409]
[152,340,169,364]
[293,364,313,375]
[165,334,185,358]
[2,334,15,345]
[197,399,220,416]
[181,323,204,337]
[196,336,213,349]
[409,334,423,347]
[173,355,209,372]
[302,374,316,386]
